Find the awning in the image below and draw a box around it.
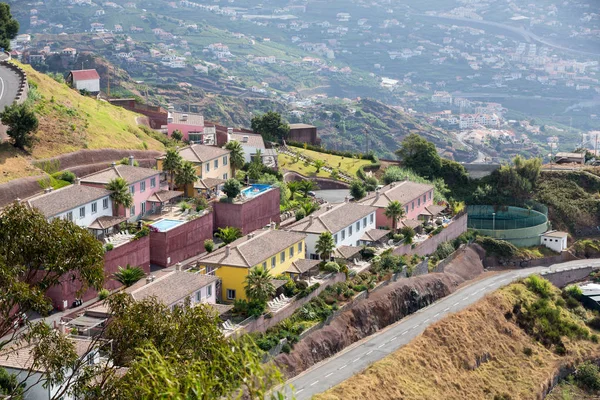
[88,215,127,230]
[420,205,446,217]
[207,303,234,316]
[287,259,320,275]
[147,190,184,203]
[271,279,288,290]
[360,229,391,242]
[333,245,362,260]
[400,219,422,229]
[194,177,226,190]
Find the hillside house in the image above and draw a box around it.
[285,202,377,260]
[540,231,568,252]
[166,111,206,141]
[288,123,320,145]
[227,130,266,163]
[67,69,100,93]
[199,228,307,301]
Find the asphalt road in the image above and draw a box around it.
[0,63,21,111]
[282,259,600,399]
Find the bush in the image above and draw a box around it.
[564,285,583,299]
[523,347,533,357]
[51,170,76,183]
[525,275,553,299]
[223,178,242,199]
[104,243,114,252]
[204,239,214,253]
[295,208,306,221]
[281,343,292,354]
[592,334,599,343]
[477,237,519,259]
[349,180,366,200]
[360,246,377,260]
[98,289,110,300]
[323,261,340,273]
[575,361,600,391]
[400,226,415,244]
[133,226,150,240]
[433,241,455,261]
[587,317,600,330]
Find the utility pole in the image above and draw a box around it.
[107,72,110,99]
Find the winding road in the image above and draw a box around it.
[0,61,21,141]
[281,259,600,399]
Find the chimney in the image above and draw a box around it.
[327,204,333,211]
[111,162,116,168]
[376,190,380,201]
[344,196,349,203]
[175,262,182,271]
[145,276,153,284]
[76,178,81,185]
[390,181,396,187]
[242,135,249,143]
[227,127,233,134]
[309,215,314,224]
[182,114,188,121]
[129,155,134,166]
[225,245,231,257]
[270,221,276,230]
[44,188,51,193]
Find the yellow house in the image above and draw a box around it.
[156,144,231,197]
[198,229,307,301]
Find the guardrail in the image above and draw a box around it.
[0,60,29,104]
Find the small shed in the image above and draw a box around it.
[67,69,101,93]
[540,230,568,253]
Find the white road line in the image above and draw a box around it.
[353,357,361,363]
[401,331,408,336]
[453,302,460,307]
[310,381,319,386]
[391,336,397,341]
[434,313,440,318]
[0,77,4,101]
[423,318,430,323]
[443,307,450,312]
[339,364,348,370]
[325,373,333,378]
[366,350,373,356]
[296,389,304,394]
[378,343,385,348]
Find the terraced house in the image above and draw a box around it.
[198,228,307,301]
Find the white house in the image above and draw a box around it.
[541,231,568,253]
[286,202,377,259]
[227,130,266,163]
[67,69,101,93]
[26,182,114,228]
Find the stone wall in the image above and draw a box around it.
[540,265,600,288]
[213,188,281,235]
[1,61,29,104]
[284,172,350,189]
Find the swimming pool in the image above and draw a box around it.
[241,184,272,198]
[151,219,186,232]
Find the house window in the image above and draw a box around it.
[223,173,228,180]
[418,198,421,207]
[405,206,409,214]
[79,207,85,218]
[196,290,202,302]
[130,205,135,216]
[91,202,97,214]
[290,246,294,257]
[341,229,346,240]
[66,211,73,221]
[130,185,135,194]
[429,191,432,200]
[205,163,210,172]
[207,285,212,297]
[262,261,267,269]
[334,234,338,244]
[356,221,360,231]
[271,256,276,269]
[423,195,426,203]
[411,202,414,210]
[348,225,353,236]
[363,217,367,228]
[227,289,236,300]
[370,214,374,224]
[141,202,146,215]
[223,156,228,165]
[214,159,219,169]
[103,198,109,209]
[140,181,146,192]
[280,251,285,263]
[298,242,302,253]
[151,177,156,188]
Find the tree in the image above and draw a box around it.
[364,176,379,192]
[162,148,182,190]
[251,112,290,142]
[0,4,19,51]
[204,239,214,253]
[395,133,442,180]
[105,178,133,215]
[301,201,318,216]
[222,178,242,199]
[400,226,416,244]
[171,129,183,141]
[384,200,405,231]
[313,159,325,173]
[175,161,197,196]
[299,180,316,197]
[315,232,335,261]
[224,140,245,178]
[244,267,275,303]
[287,181,301,200]
[350,180,366,200]
[0,367,23,398]
[0,103,39,150]
[113,265,145,287]
[215,226,242,245]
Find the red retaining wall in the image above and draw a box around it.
[393,213,468,257]
[149,212,214,267]
[212,188,281,235]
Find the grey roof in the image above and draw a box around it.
[229,132,265,149]
[88,215,127,230]
[0,338,94,372]
[360,229,390,242]
[170,111,204,127]
[27,185,112,218]
[164,144,230,163]
[287,259,320,274]
[147,190,184,203]
[286,202,376,235]
[542,231,568,238]
[128,270,219,306]
[289,123,316,129]
[194,177,225,190]
[199,229,306,268]
[333,245,362,259]
[81,165,159,185]
[360,181,434,208]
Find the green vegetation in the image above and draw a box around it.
[244,267,276,305]
[384,200,405,232]
[222,178,242,199]
[215,226,242,245]
[282,146,373,179]
[98,288,110,300]
[316,232,335,261]
[204,239,214,253]
[251,112,290,142]
[224,140,245,177]
[382,166,449,204]
[349,180,366,200]
[106,177,134,211]
[113,264,146,287]
[0,3,19,50]
[1,103,39,151]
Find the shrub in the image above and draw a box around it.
[575,361,600,391]
[525,275,553,299]
[133,226,150,240]
[51,170,76,183]
[523,347,533,356]
[564,285,583,299]
[349,180,366,200]
[360,246,377,260]
[587,317,600,330]
[223,178,242,199]
[281,343,292,354]
[592,334,599,343]
[98,289,110,300]
[477,237,519,259]
[296,280,309,291]
[204,239,214,253]
[104,243,114,252]
[400,226,415,244]
[433,241,455,261]
[295,208,306,221]
[323,261,341,273]
[179,201,192,212]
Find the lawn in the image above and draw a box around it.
[278,153,331,179]
[281,147,373,179]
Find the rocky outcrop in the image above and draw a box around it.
[275,246,485,377]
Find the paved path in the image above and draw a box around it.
[282,259,600,399]
[0,62,21,141]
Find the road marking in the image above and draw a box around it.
[423,318,430,323]
[296,389,304,394]
[401,331,408,336]
[391,336,397,341]
[310,381,319,386]
[340,364,348,369]
[453,302,460,307]
[0,77,4,101]
[325,373,333,378]
[443,307,449,312]
[434,313,440,318]
[378,343,385,349]
[366,350,373,356]
[353,357,361,363]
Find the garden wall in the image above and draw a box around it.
[213,188,281,235]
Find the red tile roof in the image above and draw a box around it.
[70,69,100,81]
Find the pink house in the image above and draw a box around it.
[167,111,207,142]
[80,159,182,220]
[359,181,436,229]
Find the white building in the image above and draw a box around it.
[540,231,568,253]
[431,91,453,104]
[227,129,266,163]
[286,202,377,259]
[67,69,101,93]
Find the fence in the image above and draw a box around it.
[467,205,548,231]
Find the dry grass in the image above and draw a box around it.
[0,63,165,181]
[316,282,600,400]
[0,144,43,183]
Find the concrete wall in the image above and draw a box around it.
[108,99,168,129]
[463,163,501,179]
[150,212,214,267]
[393,212,468,257]
[213,188,281,235]
[74,79,100,93]
[284,172,350,189]
[541,265,600,288]
[289,126,319,145]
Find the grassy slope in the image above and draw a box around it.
[0,63,164,183]
[278,148,372,179]
[316,281,600,400]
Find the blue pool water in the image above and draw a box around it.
[241,184,271,198]
[151,219,185,232]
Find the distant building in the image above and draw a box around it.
[227,130,266,163]
[167,111,205,141]
[540,231,568,253]
[555,152,585,164]
[67,69,101,93]
[288,123,320,145]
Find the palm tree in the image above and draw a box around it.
[287,181,301,200]
[313,160,325,173]
[162,148,182,190]
[384,200,406,232]
[175,161,198,197]
[224,140,245,179]
[315,231,335,261]
[301,201,318,216]
[113,264,146,287]
[215,226,242,245]
[106,177,133,216]
[244,267,275,303]
[299,180,316,198]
